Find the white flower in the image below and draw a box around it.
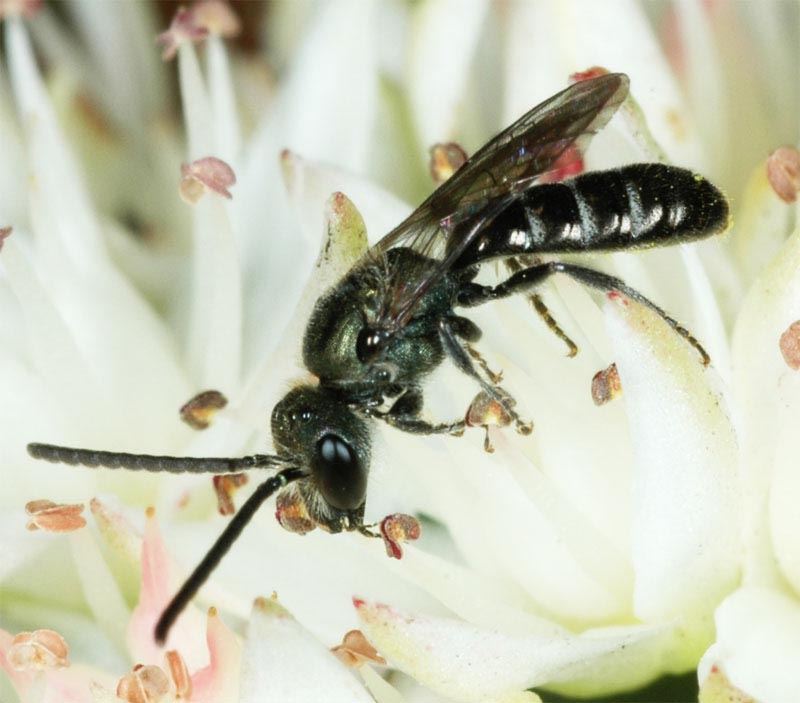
[0,2,797,703]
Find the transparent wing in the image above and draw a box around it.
[369,72,630,331]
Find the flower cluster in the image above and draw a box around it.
[0,2,798,703]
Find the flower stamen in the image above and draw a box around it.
[8,629,69,671]
[25,499,86,532]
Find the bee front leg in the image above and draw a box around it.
[439,319,533,435]
[370,388,465,436]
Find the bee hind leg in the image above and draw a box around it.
[504,257,578,357]
[457,261,709,366]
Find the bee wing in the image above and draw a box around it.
[369,72,630,330]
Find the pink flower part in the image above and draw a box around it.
[180,389,228,430]
[779,320,800,370]
[660,5,687,78]
[606,290,629,306]
[193,0,241,38]
[156,6,209,62]
[379,514,421,560]
[569,66,610,83]
[8,629,69,671]
[767,146,800,204]
[591,363,622,406]
[165,650,191,699]
[0,0,41,19]
[538,144,585,184]
[128,508,208,670]
[0,226,11,251]
[190,607,242,702]
[699,664,756,703]
[212,473,248,516]
[2,629,117,703]
[116,664,170,703]
[25,499,86,533]
[180,157,237,203]
[330,630,386,668]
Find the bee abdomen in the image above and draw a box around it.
[563,163,728,249]
[458,164,729,266]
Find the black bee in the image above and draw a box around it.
[27,72,729,644]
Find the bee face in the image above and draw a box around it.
[271,385,371,515]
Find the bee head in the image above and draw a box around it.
[271,385,371,512]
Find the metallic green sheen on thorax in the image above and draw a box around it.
[302,248,458,391]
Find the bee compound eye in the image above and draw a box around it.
[312,434,367,511]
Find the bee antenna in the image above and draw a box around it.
[27,442,290,473]
[154,466,306,645]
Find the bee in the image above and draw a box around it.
[27,72,729,644]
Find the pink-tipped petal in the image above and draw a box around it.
[156,6,209,62]
[190,607,241,703]
[127,509,207,669]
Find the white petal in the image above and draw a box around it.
[65,0,166,133]
[239,597,373,703]
[702,587,800,703]
[5,18,104,265]
[770,342,800,594]
[407,0,489,148]
[69,529,130,652]
[268,0,379,173]
[733,226,800,586]
[207,35,241,163]
[359,663,409,703]
[281,150,411,249]
[729,158,794,287]
[178,43,243,390]
[356,600,671,701]
[605,292,740,630]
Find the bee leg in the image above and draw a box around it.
[466,344,503,384]
[366,390,464,436]
[439,319,533,435]
[529,293,579,357]
[505,258,578,357]
[447,314,482,342]
[377,413,466,436]
[458,261,709,365]
[387,387,424,416]
[446,315,503,381]
[358,524,381,538]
